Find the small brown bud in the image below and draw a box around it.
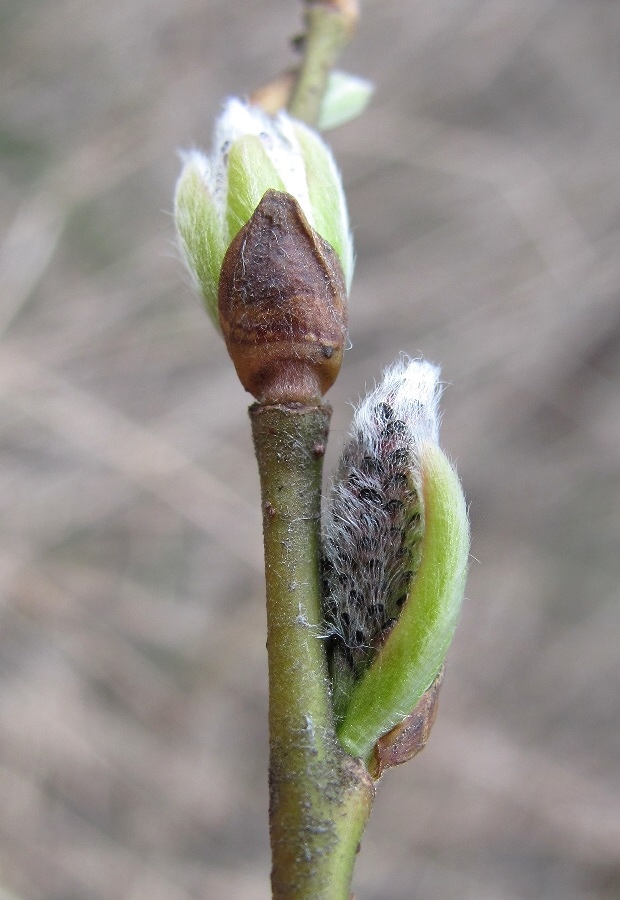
[218,189,348,404]
[369,668,444,779]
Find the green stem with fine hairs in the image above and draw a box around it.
[250,402,374,900]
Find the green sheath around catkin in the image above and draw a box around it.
[337,441,469,762]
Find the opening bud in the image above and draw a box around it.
[174,98,354,327]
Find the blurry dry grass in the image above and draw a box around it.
[1,1,620,898]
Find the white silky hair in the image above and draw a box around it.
[178,97,354,290]
[216,99,312,213]
[352,357,441,465]
[179,101,310,223]
[183,98,315,225]
[322,358,442,659]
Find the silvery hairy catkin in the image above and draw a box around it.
[322,358,442,717]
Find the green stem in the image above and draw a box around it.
[288,1,357,125]
[251,402,374,900]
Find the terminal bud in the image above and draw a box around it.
[174,98,354,326]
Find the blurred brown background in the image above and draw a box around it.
[1,1,619,898]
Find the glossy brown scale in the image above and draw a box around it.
[218,190,347,403]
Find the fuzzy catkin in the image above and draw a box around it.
[322,359,442,708]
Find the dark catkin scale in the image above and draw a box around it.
[359,487,383,505]
[377,402,394,422]
[386,472,409,490]
[384,498,404,516]
[387,448,409,466]
[349,589,364,607]
[361,456,385,476]
[383,418,408,439]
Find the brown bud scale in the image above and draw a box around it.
[370,668,444,779]
[218,189,348,403]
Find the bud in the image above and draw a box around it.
[321,358,470,763]
[174,98,354,326]
[218,190,347,404]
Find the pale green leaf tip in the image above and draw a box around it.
[318,70,374,131]
[174,157,225,326]
[225,134,287,238]
[292,122,354,290]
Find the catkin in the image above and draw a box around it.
[322,358,442,712]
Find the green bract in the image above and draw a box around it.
[174,98,354,326]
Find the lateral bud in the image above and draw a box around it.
[218,189,348,404]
